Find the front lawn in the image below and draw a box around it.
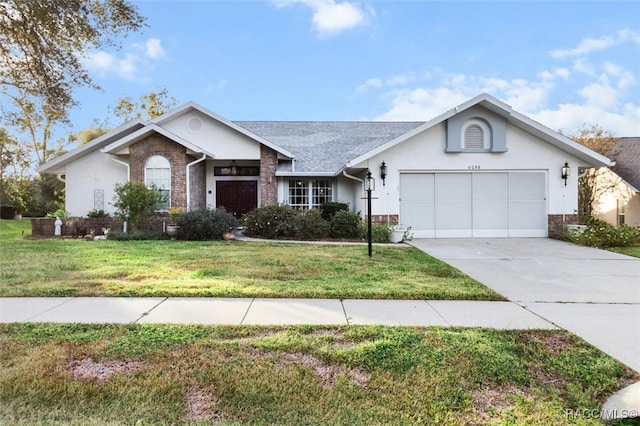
[1,323,637,425]
[0,219,502,300]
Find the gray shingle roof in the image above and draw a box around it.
[234,121,424,174]
[611,137,640,191]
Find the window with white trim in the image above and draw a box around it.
[617,199,627,226]
[145,155,170,210]
[288,179,333,209]
[462,118,491,151]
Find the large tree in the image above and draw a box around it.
[567,124,618,223]
[110,87,178,123]
[0,0,146,114]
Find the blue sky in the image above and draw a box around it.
[70,0,639,141]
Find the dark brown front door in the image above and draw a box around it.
[216,181,258,218]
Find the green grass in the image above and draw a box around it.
[0,219,503,300]
[1,324,637,425]
[611,246,640,258]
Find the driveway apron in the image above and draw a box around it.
[409,238,640,372]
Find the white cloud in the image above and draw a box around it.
[83,38,167,82]
[272,0,373,37]
[368,64,638,135]
[550,29,639,59]
[145,38,166,59]
[368,27,639,136]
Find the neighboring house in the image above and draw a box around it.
[590,137,640,227]
[38,93,612,238]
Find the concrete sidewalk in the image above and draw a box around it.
[0,297,556,329]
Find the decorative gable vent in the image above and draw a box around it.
[465,125,484,149]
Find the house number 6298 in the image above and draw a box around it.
[468,165,481,170]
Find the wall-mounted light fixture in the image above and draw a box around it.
[561,162,570,186]
[230,160,238,176]
[380,161,387,186]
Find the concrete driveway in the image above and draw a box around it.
[409,238,640,372]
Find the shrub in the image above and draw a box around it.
[46,208,69,219]
[372,224,392,243]
[294,209,330,240]
[242,204,298,239]
[177,209,239,241]
[319,201,349,221]
[87,209,109,218]
[566,218,640,248]
[330,210,364,239]
[112,182,166,232]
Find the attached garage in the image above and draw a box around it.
[400,171,547,238]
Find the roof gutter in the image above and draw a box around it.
[342,169,365,194]
[186,154,207,211]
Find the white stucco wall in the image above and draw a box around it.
[64,151,128,216]
[350,122,587,218]
[162,111,261,160]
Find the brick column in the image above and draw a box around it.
[260,145,278,206]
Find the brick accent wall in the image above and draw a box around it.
[129,134,201,209]
[31,218,124,237]
[548,214,578,237]
[369,214,399,225]
[189,160,206,210]
[260,145,278,206]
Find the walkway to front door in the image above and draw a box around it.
[215,181,257,217]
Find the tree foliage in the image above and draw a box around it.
[110,87,177,123]
[0,0,146,114]
[567,124,618,224]
[112,181,166,232]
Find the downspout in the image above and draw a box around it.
[342,169,367,219]
[56,174,65,183]
[186,154,207,211]
[109,155,130,181]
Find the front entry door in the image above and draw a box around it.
[216,181,258,218]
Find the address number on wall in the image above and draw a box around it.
[467,165,481,170]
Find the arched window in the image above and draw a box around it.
[462,119,491,150]
[145,155,170,210]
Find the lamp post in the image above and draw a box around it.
[366,170,374,257]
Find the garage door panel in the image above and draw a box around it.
[399,171,547,238]
[474,201,509,229]
[402,202,435,230]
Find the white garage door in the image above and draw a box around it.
[400,172,547,238]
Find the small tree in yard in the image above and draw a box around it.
[112,182,165,232]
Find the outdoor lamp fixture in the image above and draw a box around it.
[230,160,238,176]
[380,161,387,186]
[561,162,570,186]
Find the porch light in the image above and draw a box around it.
[365,170,375,191]
[380,161,387,186]
[230,160,238,176]
[561,162,570,186]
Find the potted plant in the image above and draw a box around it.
[390,224,412,243]
[166,207,183,239]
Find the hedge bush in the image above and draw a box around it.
[176,209,238,241]
[295,209,330,240]
[319,201,349,221]
[242,204,298,239]
[330,210,364,239]
[372,224,392,243]
[565,218,640,248]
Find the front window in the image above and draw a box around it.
[145,155,170,210]
[288,179,333,209]
[617,199,627,226]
